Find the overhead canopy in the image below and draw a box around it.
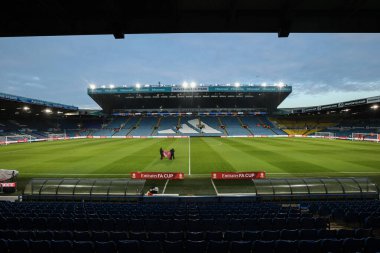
[1,0,380,38]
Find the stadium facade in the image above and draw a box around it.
[87,84,292,114]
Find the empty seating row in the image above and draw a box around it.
[0,212,311,220]
[0,229,371,242]
[0,217,328,231]
[0,238,379,253]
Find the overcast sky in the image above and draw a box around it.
[0,33,380,109]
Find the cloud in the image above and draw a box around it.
[24,82,46,89]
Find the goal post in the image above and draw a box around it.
[48,133,67,141]
[314,132,335,138]
[352,132,380,142]
[0,135,32,145]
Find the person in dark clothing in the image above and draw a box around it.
[160,147,163,160]
[170,148,175,160]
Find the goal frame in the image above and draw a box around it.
[47,133,67,141]
[351,132,380,142]
[0,135,32,145]
[314,132,335,139]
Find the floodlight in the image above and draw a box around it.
[190,82,196,88]
[109,84,115,89]
[135,83,141,88]
[182,81,189,88]
[23,106,30,111]
[89,84,96,89]
[44,108,52,113]
[277,81,285,88]
[261,82,267,87]
[234,82,240,87]
[101,85,106,88]
[371,104,379,110]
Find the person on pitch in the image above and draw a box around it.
[160,147,163,160]
[170,148,175,160]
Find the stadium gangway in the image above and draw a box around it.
[21,177,379,202]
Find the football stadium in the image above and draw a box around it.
[1,1,380,253]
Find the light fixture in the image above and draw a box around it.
[109,84,115,89]
[234,82,240,87]
[89,84,96,89]
[135,83,141,88]
[23,106,30,111]
[190,82,196,88]
[371,104,379,110]
[182,81,189,88]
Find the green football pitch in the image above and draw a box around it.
[1,137,380,195]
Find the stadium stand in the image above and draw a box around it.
[156,117,179,135]
[0,200,379,253]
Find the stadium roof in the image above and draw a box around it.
[1,0,380,38]
[88,84,292,113]
[0,92,78,117]
[282,95,380,114]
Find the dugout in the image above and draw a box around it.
[21,177,379,201]
[251,178,379,201]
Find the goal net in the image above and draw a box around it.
[48,133,67,141]
[352,132,380,142]
[314,132,335,138]
[0,135,32,145]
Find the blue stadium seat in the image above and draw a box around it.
[7,239,29,253]
[320,239,343,253]
[342,238,364,253]
[29,240,50,253]
[337,229,355,239]
[163,240,183,253]
[365,237,380,253]
[280,229,298,240]
[94,241,116,253]
[318,229,336,239]
[354,228,372,238]
[185,240,207,253]
[252,240,275,253]
[229,241,252,253]
[298,240,321,253]
[149,232,166,241]
[50,240,73,253]
[167,232,184,241]
[275,240,297,253]
[73,241,94,253]
[0,239,7,253]
[244,218,258,231]
[17,230,34,240]
[118,240,140,253]
[243,231,261,240]
[299,229,318,240]
[140,240,162,253]
[74,231,91,241]
[273,218,286,230]
[92,231,109,241]
[33,217,47,230]
[224,231,243,241]
[206,240,229,253]
[261,230,280,241]
[54,231,73,240]
[206,231,223,241]
[187,232,204,241]
[129,232,148,240]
